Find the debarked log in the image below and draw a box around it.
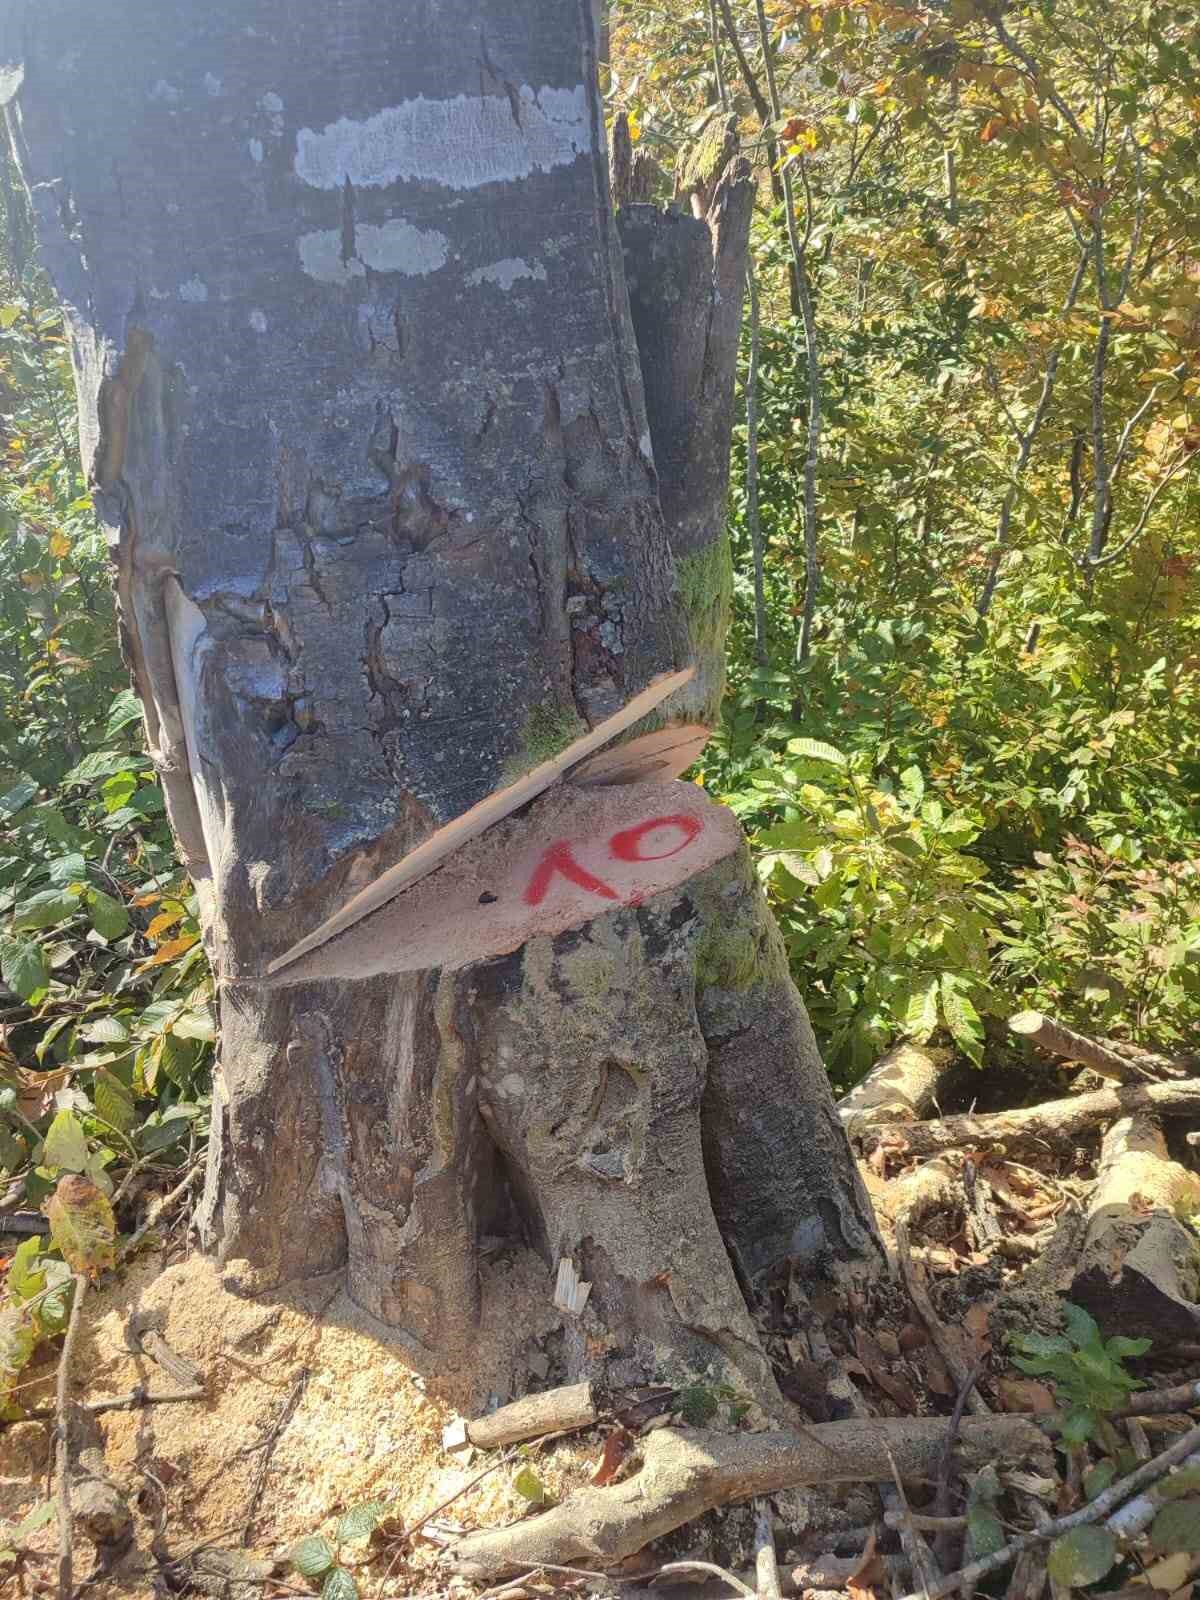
[839,1042,953,1136]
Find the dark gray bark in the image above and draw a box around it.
[8,0,879,1403]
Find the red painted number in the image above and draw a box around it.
[609,813,702,862]
[522,813,703,906]
[523,841,620,907]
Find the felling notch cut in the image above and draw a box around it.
[268,666,722,981]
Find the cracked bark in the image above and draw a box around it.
[10,0,880,1403]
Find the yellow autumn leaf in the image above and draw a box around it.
[49,531,70,558]
[141,932,199,968]
[147,907,184,941]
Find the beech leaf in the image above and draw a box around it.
[46,1174,117,1275]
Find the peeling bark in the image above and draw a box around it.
[11,0,879,1398]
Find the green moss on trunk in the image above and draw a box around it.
[501,704,587,784]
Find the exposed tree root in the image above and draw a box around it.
[448,1416,1050,1580]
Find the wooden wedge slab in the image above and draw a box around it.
[268,778,740,983]
[268,666,695,976]
[569,723,711,786]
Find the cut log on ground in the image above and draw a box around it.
[1008,1013,1189,1084]
[448,1416,1051,1580]
[838,1042,953,1135]
[1070,1116,1200,1341]
[443,1383,598,1453]
[859,1080,1200,1161]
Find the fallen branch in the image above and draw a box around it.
[1008,1013,1186,1083]
[895,1222,990,1416]
[659,1559,755,1597]
[896,1420,1200,1600]
[449,1415,1050,1579]
[443,1382,597,1453]
[1118,1379,1200,1417]
[1106,1448,1200,1539]
[861,1079,1200,1160]
[27,1383,205,1421]
[56,1270,88,1600]
[755,1502,781,1599]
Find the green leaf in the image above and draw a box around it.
[171,1008,215,1043]
[321,1569,358,1600]
[93,1069,136,1134]
[47,852,86,884]
[11,887,81,931]
[8,1235,47,1299]
[0,1305,38,1399]
[1063,1302,1102,1349]
[47,1175,117,1274]
[290,1535,336,1578]
[60,750,141,786]
[335,1502,387,1543]
[87,888,129,941]
[903,979,940,1042]
[82,1015,129,1045]
[1083,1461,1115,1499]
[42,1109,89,1173]
[159,1032,198,1089]
[786,737,847,767]
[100,771,138,813]
[1060,1407,1097,1445]
[0,936,49,1001]
[1149,1499,1200,1552]
[0,776,37,817]
[1047,1526,1117,1587]
[105,688,144,737]
[513,1464,546,1503]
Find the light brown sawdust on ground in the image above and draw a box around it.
[1,1246,600,1597]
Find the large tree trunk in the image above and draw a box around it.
[7,0,879,1404]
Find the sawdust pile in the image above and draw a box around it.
[0,1246,596,1596]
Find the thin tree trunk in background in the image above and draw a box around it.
[9,0,878,1401]
[709,0,730,113]
[745,0,822,663]
[746,271,768,667]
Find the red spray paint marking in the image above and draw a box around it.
[609,813,702,862]
[522,814,705,907]
[523,840,621,907]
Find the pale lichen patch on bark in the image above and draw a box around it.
[293,86,592,193]
[465,257,548,291]
[298,220,449,284]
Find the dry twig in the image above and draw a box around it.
[55,1270,88,1600]
[897,1420,1200,1600]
